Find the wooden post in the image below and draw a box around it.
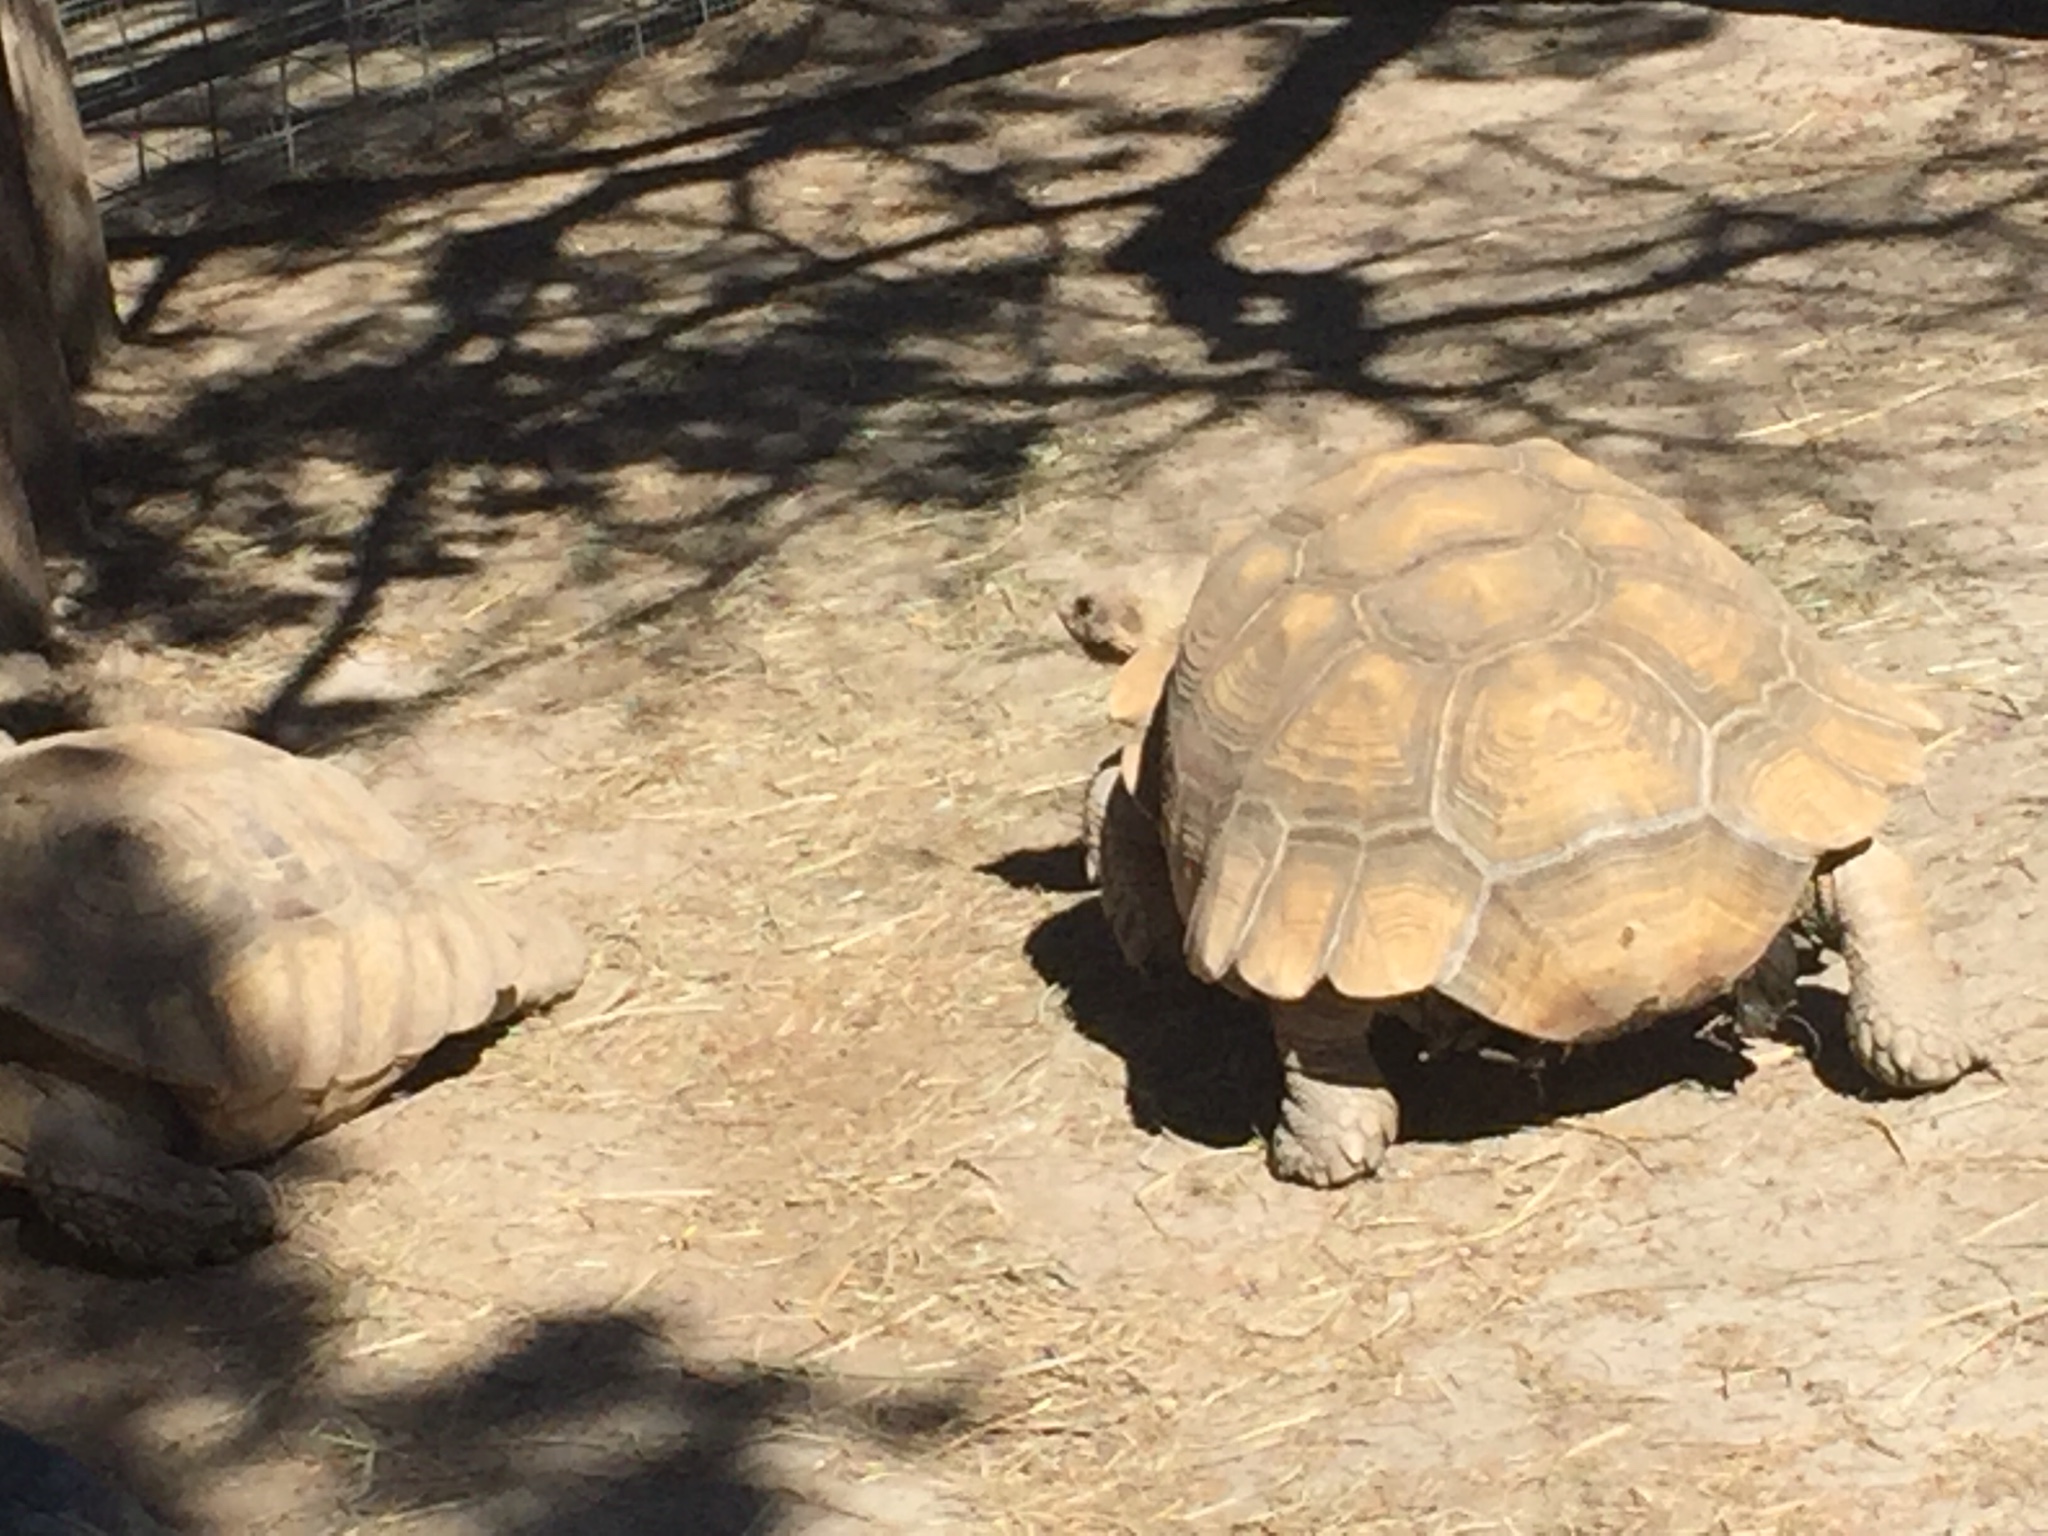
[0,0,117,386]
[0,5,66,630]
[0,441,50,650]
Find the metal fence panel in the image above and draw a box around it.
[54,0,746,226]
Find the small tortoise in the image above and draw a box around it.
[1069,439,1987,1187]
[0,723,587,1269]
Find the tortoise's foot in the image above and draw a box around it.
[1851,976,1989,1094]
[26,1111,283,1272]
[1267,997,1398,1188]
[1824,841,1992,1094]
[1857,1015,1989,1094]
[1270,1072,1399,1187]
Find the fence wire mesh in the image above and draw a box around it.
[56,0,745,227]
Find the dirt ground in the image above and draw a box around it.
[4,1,2048,1531]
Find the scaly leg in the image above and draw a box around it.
[1819,840,1989,1092]
[1085,759,1184,975]
[8,1068,282,1271]
[1268,991,1400,1187]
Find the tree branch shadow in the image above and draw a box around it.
[0,1256,976,1533]
[0,761,970,1531]
[53,0,2044,751]
[11,0,2043,1517]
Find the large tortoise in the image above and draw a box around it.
[0,723,587,1269]
[1069,439,1987,1187]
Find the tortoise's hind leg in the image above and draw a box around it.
[1267,992,1400,1188]
[1820,839,1990,1093]
[9,1070,282,1271]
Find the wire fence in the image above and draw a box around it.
[55,0,746,227]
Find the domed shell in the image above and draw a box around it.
[0,724,586,1159]
[1159,439,1942,1042]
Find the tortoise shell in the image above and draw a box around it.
[0,724,587,1161]
[1154,438,1941,1042]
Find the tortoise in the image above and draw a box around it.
[0,722,588,1269]
[0,1419,171,1535]
[1066,438,1988,1187]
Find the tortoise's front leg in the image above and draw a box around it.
[1820,839,1990,1092]
[1267,992,1400,1188]
[1085,758,1184,975]
[9,1069,282,1271]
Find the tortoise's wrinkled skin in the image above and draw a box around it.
[0,724,588,1269]
[1078,439,1988,1187]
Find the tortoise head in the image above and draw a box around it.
[1060,519,1266,727]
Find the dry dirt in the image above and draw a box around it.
[5,2,2048,1532]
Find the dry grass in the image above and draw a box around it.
[9,3,2048,1533]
